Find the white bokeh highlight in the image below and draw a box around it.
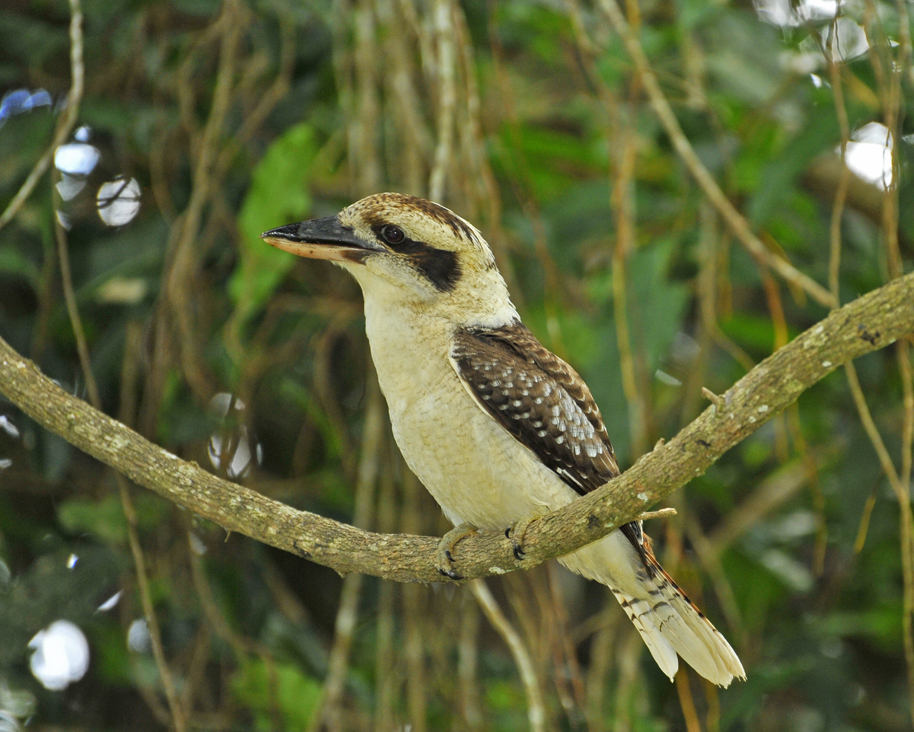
[54,143,99,177]
[97,177,141,227]
[842,122,894,188]
[28,620,90,691]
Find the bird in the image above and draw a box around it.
[262,192,746,687]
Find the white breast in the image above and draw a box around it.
[362,300,578,530]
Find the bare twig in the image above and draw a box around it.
[310,375,385,732]
[54,200,187,731]
[402,473,429,732]
[638,508,677,521]
[596,0,836,309]
[161,0,248,401]
[470,579,546,732]
[428,0,457,202]
[457,597,483,729]
[675,670,702,732]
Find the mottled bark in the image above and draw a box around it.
[1,270,912,583]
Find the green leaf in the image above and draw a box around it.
[230,123,318,318]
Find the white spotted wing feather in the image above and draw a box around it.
[451,322,745,687]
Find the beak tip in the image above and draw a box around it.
[261,225,291,240]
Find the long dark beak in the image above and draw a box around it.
[261,216,384,262]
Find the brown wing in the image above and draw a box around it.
[450,321,619,496]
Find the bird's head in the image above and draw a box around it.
[262,192,517,326]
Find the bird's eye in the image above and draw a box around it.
[380,225,405,245]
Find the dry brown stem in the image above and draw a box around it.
[597,0,837,309]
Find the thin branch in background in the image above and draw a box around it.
[853,477,883,553]
[870,11,914,719]
[0,0,84,233]
[186,532,283,730]
[613,629,645,732]
[694,204,756,373]
[485,4,558,316]
[547,564,588,720]
[584,609,620,732]
[331,0,356,189]
[403,588,428,731]
[454,3,503,247]
[507,570,553,713]
[124,328,226,723]
[161,0,248,402]
[704,679,722,732]
[843,360,914,720]
[753,261,791,461]
[401,471,430,732]
[819,29,855,577]
[826,32,852,302]
[570,0,653,457]
[373,459,399,731]
[896,0,914,89]
[858,5,914,724]
[471,579,547,732]
[380,0,428,194]
[596,0,836,310]
[674,671,702,732]
[313,328,358,477]
[611,114,651,459]
[310,375,384,732]
[54,201,187,731]
[350,0,382,193]
[428,0,457,202]
[457,596,484,730]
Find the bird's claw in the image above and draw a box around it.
[506,506,551,561]
[436,523,478,581]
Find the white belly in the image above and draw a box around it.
[364,306,578,530]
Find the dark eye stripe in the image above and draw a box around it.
[410,247,461,293]
[369,223,462,293]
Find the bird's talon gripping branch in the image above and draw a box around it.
[507,505,551,561]
[436,523,478,580]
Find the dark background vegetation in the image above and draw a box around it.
[0,0,912,730]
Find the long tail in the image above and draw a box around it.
[558,524,745,687]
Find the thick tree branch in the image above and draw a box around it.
[1,270,912,583]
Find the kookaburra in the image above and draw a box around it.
[262,192,745,687]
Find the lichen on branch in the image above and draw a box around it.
[0,269,912,584]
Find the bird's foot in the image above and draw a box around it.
[505,506,551,560]
[436,523,478,580]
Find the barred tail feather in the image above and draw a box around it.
[559,529,746,688]
[609,588,680,680]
